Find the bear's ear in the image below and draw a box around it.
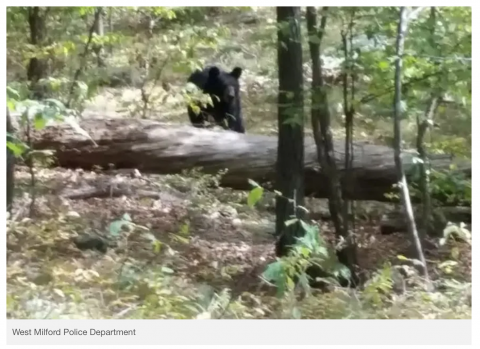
[230,67,242,79]
[208,67,221,79]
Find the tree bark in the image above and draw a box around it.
[7,108,15,214]
[417,7,442,238]
[27,7,49,99]
[307,6,358,285]
[28,117,470,203]
[93,7,106,67]
[417,96,440,237]
[108,7,114,53]
[341,11,357,242]
[393,7,429,282]
[66,8,102,108]
[275,7,305,257]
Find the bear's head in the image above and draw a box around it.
[204,66,244,133]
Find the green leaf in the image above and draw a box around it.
[7,86,20,100]
[247,187,264,208]
[108,219,131,236]
[152,240,162,254]
[337,264,352,281]
[262,261,284,282]
[286,276,295,291]
[7,99,16,111]
[179,222,190,236]
[299,246,311,258]
[161,267,174,274]
[34,113,47,130]
[378,60,389,70]
[7,141,28,157]
[300,220,319,236]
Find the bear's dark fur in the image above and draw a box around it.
[187,66,245,133]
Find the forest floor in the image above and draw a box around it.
[7,164,471,319]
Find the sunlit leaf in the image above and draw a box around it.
[34,113,47,130]
[247,187,264,208]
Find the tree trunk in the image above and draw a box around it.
[108,7,114,53]
[393,7,429,282]
[93,7,106,67]
[27,117,470,203]
[66,8,102,108]
[7,108,15,214]
[341,11,356,243]
[307,6,358,285]
[417,96,440,237]
[417,7,442,238]
[27,7,49,99]
[275,7,306,257]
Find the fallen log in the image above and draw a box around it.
[31,117,470,203]
[380,206,471,236]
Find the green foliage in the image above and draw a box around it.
[247,179,264,208]
[108,213,133,237]
[429,168,471,206]
[261,220,350,301]
[429,137,471,159]
[7,87,67,161]
[362,263,396,307]
[341,7,471,150]
[6,86,95,166]
[404,156,470,206]
[247,182,348,302]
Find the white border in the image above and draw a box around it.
[2,1,477,348]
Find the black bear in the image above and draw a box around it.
[187,66,245,133]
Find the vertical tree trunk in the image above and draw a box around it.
[340,10,357,268]
[275,7,306,257]
[27,7,49,99]
[417,96,439,237]
[393,7,430,281]
[108,7,114,53]
[7,108,15,214]
[417,7,441,238]
[66,8,102,108]
[93,7,106,67]
[306,6,358,286]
